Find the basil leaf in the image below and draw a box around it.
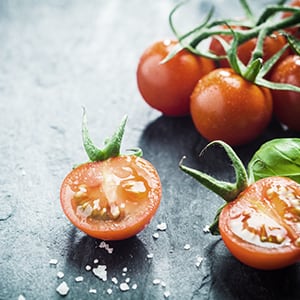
[248,138,300,183]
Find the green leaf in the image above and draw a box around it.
[248,138,300,184]
[82,108,127,161]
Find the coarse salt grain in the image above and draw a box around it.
[49,259,58,266]
[85,265,92,271]
[152,232,159,239]
[153,279,161,285]
[75,276,84,282]
[93,259,99,264]
[147,253,154,259]
[56,281,69,296]
[184,244,191,250]
[89,288,97,294]
[57,271,64,279]
[18,295,26,300]
[111,277,118,284]
[120,282,130,291]
[196,256,204,267]
[92,265,107,281]
[132,283,138,290]
[203,225,210,233]
[107,288,113,295]
[157,222,167,231]
[164,291,171,298]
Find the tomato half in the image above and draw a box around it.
[190,68,273,146]
[219,176,300,270]
[270,55,300,131]
[137,39,215,116]
[60,155,162,240]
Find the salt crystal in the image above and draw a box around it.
[203,225,210,233]
[57,271,64,279]
[94,259,99,264]
[89,288,97,294]
[111,277,118,284]
[92,265,107,281]
[122,267,128,272]
[147,253,154,259]
[49,259,58,266]
[75,276,84,282]
[85,265,92,271]
[132,283,138,290]
[164,291,171,298]
[153,279,161,285]
[107,288,113,295]
[18,295,26,300]
[56,281,69,296]
[125,277,130,283]
[195,256,204,267]
[157,222,167,231]
[120,282,130,291]
[152,232,159,239]
[184,244,191,250]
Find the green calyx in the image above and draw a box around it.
[166,0,300,92]
[81,108,142,163]
[179,140,249,235]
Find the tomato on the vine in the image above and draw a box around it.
[190,68,273,146]
[137,39,215,116]
[282,0,300,37]
[210,29,288,71]
[270,55,300,131]
[219,176,300,270]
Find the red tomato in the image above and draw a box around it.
[190,68,273,146]
[210,29,288,71]
[282,0,300,37]
[137,39,215,116]
[60,155,162,240]
[270,55,300,131]
[219,176,300,270]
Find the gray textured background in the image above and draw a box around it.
[0,0,299,299]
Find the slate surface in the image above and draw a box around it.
[0,0,299,299]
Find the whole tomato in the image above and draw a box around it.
[137,39,215,116]
[270,55,300,131]
[210,28,288,71]
[190,68,273,146]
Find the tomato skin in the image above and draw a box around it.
[137,39,215,116]
[60,155,162,241]
[282,0,300,37]
[270,55,300,131]
[190,68,273,146]
[219,176,300,270]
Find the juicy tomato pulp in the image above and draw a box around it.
[137,39,215,116]
[60,155,162,240]
[219,177,300,270]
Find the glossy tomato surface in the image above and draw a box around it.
[60,155,162,240]
[137,39,215,116]
[219,176,300,270]
[190,68,273,146]
[270,55,300,131]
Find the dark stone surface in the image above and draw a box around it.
[0,0,299,299]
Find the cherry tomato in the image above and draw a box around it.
[190,68,273,146]
[137,39,215,116]
[270,55,300,131]
[219,176,300,270]
[60,155,162,240]
[282,0,300,37]
[210,29,288,71]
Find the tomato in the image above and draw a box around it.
[270,55,300,131]
[136,39,215,116]
[210,29,288,71]
[282,0,300,37]
[190,68,273,146]
[219,176,300,270]
[60,155,162,240]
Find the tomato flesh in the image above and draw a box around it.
[219,176,300,270]
[60,155,162,240]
